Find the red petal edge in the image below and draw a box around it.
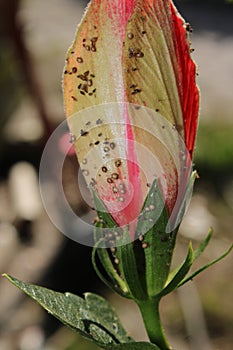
[170,1,199,157]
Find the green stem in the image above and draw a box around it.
[137,298,171,350]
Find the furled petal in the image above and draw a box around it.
[63,0,199,229]
[121,0,199,214]
[63,0,143,228]
[122,0,199,154]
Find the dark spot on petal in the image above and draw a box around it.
[79,84,88,92]
[129,48,144,59]
[102,166,108,173]
[96,119,102,125]
[136,50,144,58]
[81,129,89,136]
[77,74,88,81]
[185,23,193,33]
[72,67,77,73]
[95,140,100,145]
[71,96,77,101]
[110,142,115,150]
[90,178,97,185]
[107,178,113,184]
[111,173,119,180]
[77,57,83,63]
[115,160,121,167]
[82,169,89,176]
[131,88,141,95]
[69,134,76,143]
[127,33,134,39]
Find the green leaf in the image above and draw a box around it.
[3,274,132,348]
[109,342,161,350]
[158,243,194,297]
[178,243,233,288]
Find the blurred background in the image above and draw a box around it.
[0,0,232,349]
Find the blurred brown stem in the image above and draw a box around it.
[0,0,53,139]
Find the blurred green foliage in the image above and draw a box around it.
[195,124,233,171]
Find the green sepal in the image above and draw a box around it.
[135,179,176,297]
[92,224,130,298]
[116,229,147,301]
[171,171,197,231]
[166,228,213,286]
[178,242,233,288]
[92,192,132,298]
[92,189,147,301]
[92,188,118,229]
[163,229,232,292]
[194,228,213,260]
[157,243,194,298]
[3,274,132,348]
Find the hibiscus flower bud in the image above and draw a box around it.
[63,0,199,240]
